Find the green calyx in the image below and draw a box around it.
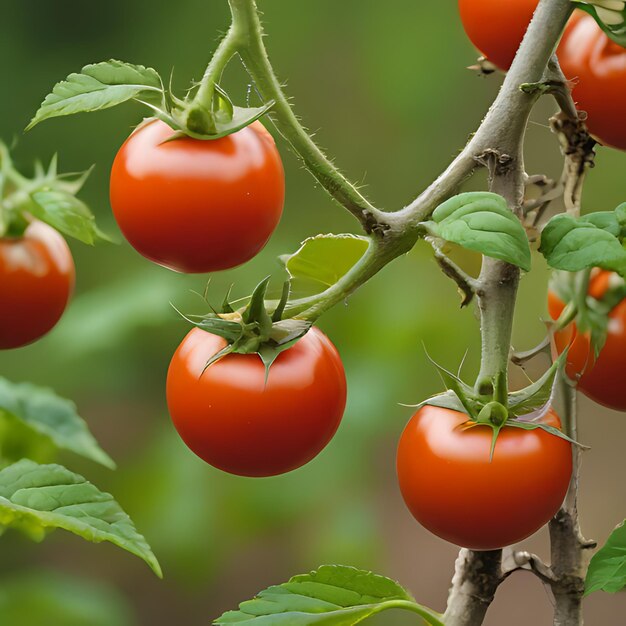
[413,350,583,460]
[0,143,108,244]
[184,277,311,376]
[550,269,626,358]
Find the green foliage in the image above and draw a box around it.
[0,569,135,626]
[27,61,163,129]
[0,459,161,577]
[214,565,443,625]
[30,189,111,245]
[539,210,626,274]
[586,520,626,594]
[572,2,626,47]
[28,59,275,140]
[283,234,370,297]
[423,192,532,271]
[0,377,114,468]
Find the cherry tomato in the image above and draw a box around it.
[458,0,539,70]
[549,270,626,410]
[558,14,626,151]
[396,405,572,550]
[166,327,347,477]
[110,119,285,273]
[0,221,75,349]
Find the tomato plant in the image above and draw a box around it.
[559,12,626,151]
[549,270,626,411]
[166,326,346,477]
[458,0,539,70]
[397,405,572,550]
[0,221,74,349]
[23,0,626,624]
[110,119,284,274]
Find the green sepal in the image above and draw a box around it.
[195,317,244,344]
[506,418,588,448]
[272,281,291,322]
[403,390,468,413]
[572,2,626,47]
[508,351,565,416]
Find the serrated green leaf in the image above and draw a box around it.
[423,192,531,271]
[284,235,370,297]
[28,60,163,129]
[0,378,114,469]
[214,565,443,626]
[572,2,626,47]
[586,520,626,594]
[30,190,111,245]
[539,213,626,275]
[0,459,161,577]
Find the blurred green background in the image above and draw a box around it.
[1,1,625,624]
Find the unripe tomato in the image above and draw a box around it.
[458,0,539,70]
[0,221,75,349]
[397,406,572,550]
[549,270,626,410]
[558,14,626,151]
[110,119,285,273]
[166,327,347,477]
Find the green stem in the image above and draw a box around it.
[227,0,385,230]
[193,24,242,112]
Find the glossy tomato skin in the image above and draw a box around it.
[0,221,75,349]
[110,119,285,273]
[458,0,539,70]
[549,271,626,410]
[559,14,626,150]
[397,406,572,550]
[166,327,347,477]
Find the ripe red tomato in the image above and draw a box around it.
[549,270,626,410]
[397,405,572,550]
[110,119,285,274]
[0,221,75,349]
[458,0,539,70]
[166,327,347,477]
[558,14,626,151]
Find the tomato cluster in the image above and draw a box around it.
[458,1,626,150]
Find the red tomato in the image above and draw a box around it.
[110,119,285,273]
[0,221,75,349]
[559,14,626,150]
[166,327,347,477]
[397,405,572,550]
[458,0,539,70]
[549,270,626,410]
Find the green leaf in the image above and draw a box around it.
[580,211,623,237]
[572,2,626,47]
[214,564,443,625]
[0,459,161,577]
[30,190,111,245]
[0,378,114,469]
[586,520,626,594]
[284,234,370,297]
[422,192,531,271]
[27,60,163,129]
[0,570,135,626]
[539,213,626,275]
